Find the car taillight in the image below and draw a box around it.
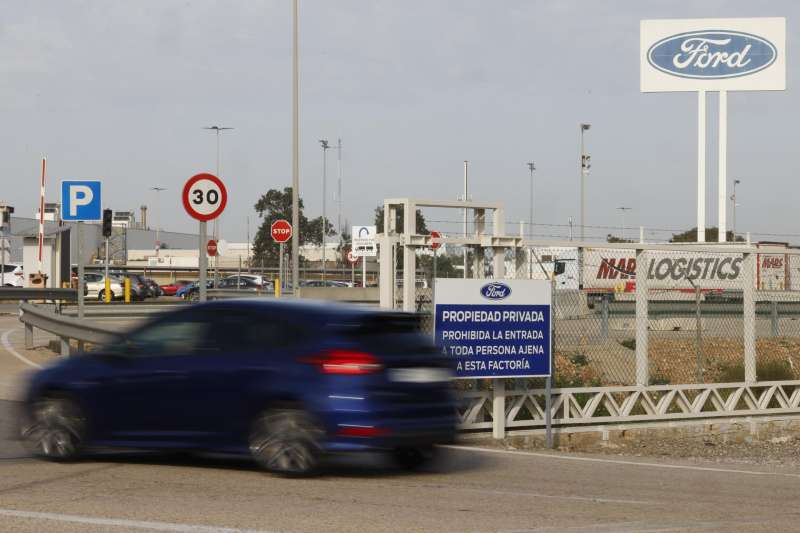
[301,350,382,375]
[336,426,389,437]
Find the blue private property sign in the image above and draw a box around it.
[61,180,102,221]
[434,279,551,379]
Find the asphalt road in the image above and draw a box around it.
[3,315,800,532]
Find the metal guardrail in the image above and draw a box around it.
[60,304,182,318]
[0,288,78,301]
[19,301,122,356]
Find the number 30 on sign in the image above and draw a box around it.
[182,173,228,221]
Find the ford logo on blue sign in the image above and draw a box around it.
[648,31,776,79]
[480,282,511,300]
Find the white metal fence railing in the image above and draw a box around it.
[459,381,800,430]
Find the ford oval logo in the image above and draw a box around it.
[648,30,776,79]
[480,282,511,300]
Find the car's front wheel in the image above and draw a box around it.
[20,395,86,461]
[249,408,323,476]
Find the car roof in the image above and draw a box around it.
[194,298,402,321]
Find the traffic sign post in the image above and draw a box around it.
[183,173,227,302]
[352,225,376,288]
[62,180,102,320]
[346,250,359,287]
[271,220,292,293]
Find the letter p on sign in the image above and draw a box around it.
[61,180,102,221]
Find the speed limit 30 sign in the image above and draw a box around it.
[182,173,228,221]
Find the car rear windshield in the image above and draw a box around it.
[327,312,436,355]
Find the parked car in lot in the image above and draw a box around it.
[218,277,262,291]
[1,263,24,287]
[18,300,457,475]
[182,280,214,301]
[144,278,163,297]
[83,273,124,301]
[160,279,193,296]
[127,274,151,300]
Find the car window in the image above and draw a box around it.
[125,311,215,357]
[207,309,305,353]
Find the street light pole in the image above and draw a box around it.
[579,123,591,290]
[291,0,300,295]
[337,138,342,237]
[462,160,469,279]
[731,179,741,241]
[150,187,165,256]
[617,206,632,241]
[579,124,591,242]
[527,162,535,279]
[203,125,233,287]
[319,139,330,282]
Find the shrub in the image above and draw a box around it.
[619,338,636,350]
[717,359,795,383]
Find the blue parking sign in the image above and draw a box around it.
[61,181,102,221]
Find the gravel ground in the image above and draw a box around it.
[589,430,800,468]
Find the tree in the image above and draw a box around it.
[373,205,429,235]
[252,187,336,267]
[669,227,745,243]
[606,234,633,243]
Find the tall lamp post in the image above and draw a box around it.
[291,0,300,294]
[527,162,535,278]
[579,123,591,289]
[150,187,166,255]
[203,125,233,286]
[579,123,591,242]
[319,139,330,282]
[731,179,741,242]
[617,206,632,241]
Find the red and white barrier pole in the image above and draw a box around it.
[38,157,46,273]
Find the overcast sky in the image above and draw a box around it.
[1,1,797,244]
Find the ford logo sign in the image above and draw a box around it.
[648,30,777,79]
[480,282,511,300]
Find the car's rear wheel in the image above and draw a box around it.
[21,395,86,461]
[98,289,115,301]
[249,408,323,476]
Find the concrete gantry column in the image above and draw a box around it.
[473,209,486,279]
[378,235,394,309]
[402,200,417,312]
[379,201,400,309]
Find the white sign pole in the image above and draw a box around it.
[77,221,84,318]
[718,90,728,242]
[697,90,706,243]
[199,221,207,301]
[362,257,367,288]
[279,242,284,290]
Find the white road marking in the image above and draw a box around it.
[449,445,800,479]
[0,508,281,533]
[1,329,41,369]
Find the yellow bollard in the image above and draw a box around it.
[104,277,111,303]
[124,278,131,303]
[274,276,281,299]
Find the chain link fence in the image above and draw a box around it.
[410,244,800,388]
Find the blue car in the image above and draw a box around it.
[18,300,457,475]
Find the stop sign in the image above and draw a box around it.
[207,239,218,257]
[271,219,292,243]
[430,230,442,250]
